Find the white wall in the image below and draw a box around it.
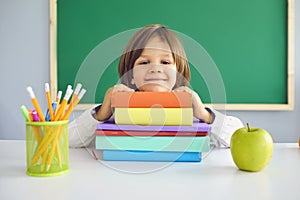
[0,0,299,142]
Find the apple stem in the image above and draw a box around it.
[247,123,250,132]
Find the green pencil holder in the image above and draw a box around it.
[26,120,69,177]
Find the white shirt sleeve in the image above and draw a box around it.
[208,108,244,148]
[68,106,100,148]
[68,105,243,149]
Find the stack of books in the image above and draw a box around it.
[94,92,211,162]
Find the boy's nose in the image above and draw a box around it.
[149,64,163,73]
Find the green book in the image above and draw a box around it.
[95,136,210,152]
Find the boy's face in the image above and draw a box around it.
[132,36,177,92]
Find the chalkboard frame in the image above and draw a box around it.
[49,0,295,111]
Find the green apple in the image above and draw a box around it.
[230,124,274,172]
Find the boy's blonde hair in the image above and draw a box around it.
[118,24,190,89]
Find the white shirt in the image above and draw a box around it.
[68,106,244,148]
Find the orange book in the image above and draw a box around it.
[111,92,192,108]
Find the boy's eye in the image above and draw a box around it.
[139,61,149,65]
[161,60,170,65]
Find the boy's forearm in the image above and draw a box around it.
[191,92,212,123]
[95,88,113,121]
[194,106,212,124]
[95,103,112,121]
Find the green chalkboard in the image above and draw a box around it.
[52,0,294,110]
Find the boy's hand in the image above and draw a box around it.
[173,86,202,108]
[112,84,135,92]
[173,86,212,124]
[173,86,195,95]
[96,84,134,121]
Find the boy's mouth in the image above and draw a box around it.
[139,83,170,92]
[144,78,167,82]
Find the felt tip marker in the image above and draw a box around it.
[45,109,50,121]
[32,110,40,122]
[20,105,30,122]
[52,102,57,112]
[46,102,58,121]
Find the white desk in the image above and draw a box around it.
[0,140,299,200]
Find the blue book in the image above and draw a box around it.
[103,150,202,162]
